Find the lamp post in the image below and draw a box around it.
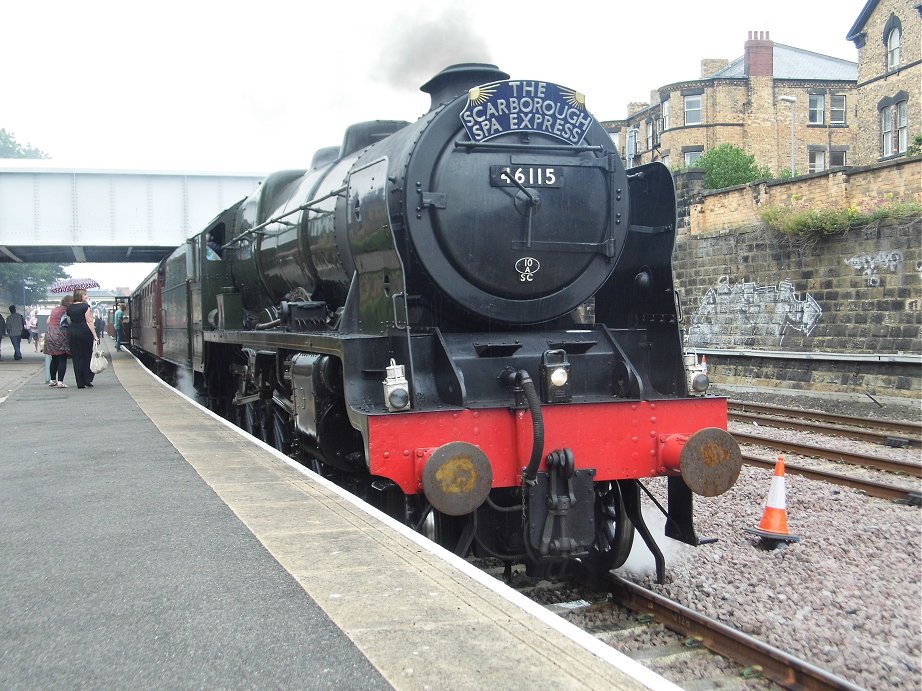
[22,278,34,309]
[779,95,797,176]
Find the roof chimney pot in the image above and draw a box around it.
[744,31,774,77]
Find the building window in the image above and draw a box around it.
[646,121,654,151]
[809,94,825,124]
[809,150,826,173]
[609,132,620,152]
[684,150,703,165]
[661,154,670,168]
[830,95,846,125]
[897,101,908,153]
[626,129,637,159]
[881,105,894,156]
[887,27,901,70]
[684,95,701,126]
[830,150,847,167]
[662,100,670,130]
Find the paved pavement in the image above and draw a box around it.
[0,339,391,689]
[1,338,672,691]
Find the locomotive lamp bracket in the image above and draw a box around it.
[383,358,411,411]
[539,349,571,403]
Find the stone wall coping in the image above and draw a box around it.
[689,348,921,364]
[683,154,922,199]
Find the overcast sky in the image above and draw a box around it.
[3,0,867,290]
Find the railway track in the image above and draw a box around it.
[727,400,921,501]
[730,410,921,448]
[493,565,864,690]
[728,401,922,444]
[601,575,864,691]
[732,431,922,477]
[742,453,920,502]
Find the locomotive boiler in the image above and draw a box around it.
[131,63,742,582]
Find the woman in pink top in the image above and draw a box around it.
[44,295,73,387]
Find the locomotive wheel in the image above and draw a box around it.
[583,481,635,577]
[270,403,291,454]
[257,401,274,445]
[237,401,258,437]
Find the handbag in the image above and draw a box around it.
[21,326,29,340]
[90,341,109,374]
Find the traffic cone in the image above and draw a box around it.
[744,456,801,545]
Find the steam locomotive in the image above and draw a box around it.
[130,64,741,583]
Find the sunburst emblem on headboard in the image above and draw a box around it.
[559,88,586,110]
[468,83,499,105]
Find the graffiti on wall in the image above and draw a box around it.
[845,250,904,287]
[688,277,822,348]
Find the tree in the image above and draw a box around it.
[0,128,49,159]
[0,129,63,306]
[0,263,69,307]
[907,133,922,157]
[695,143,773,190]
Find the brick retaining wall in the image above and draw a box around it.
[674,214,921,398]
[683,156,922,235]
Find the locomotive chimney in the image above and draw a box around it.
[420,63,510,111]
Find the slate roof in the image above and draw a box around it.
[846,0,878,41]
[711,43,858,81]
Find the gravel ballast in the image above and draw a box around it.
[612,389,922,690]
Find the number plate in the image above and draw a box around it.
[490,165,562,188]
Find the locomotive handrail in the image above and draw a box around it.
[454,140,605,153]
[221,184,347,249]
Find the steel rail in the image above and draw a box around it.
[606,574,865,691]
[742,454,919,501]
[730,410,920,448]
[732,431,922,477]
[728,401,922,439]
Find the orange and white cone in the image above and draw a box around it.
[744,456,801,544]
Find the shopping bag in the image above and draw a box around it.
[90,341,109,374]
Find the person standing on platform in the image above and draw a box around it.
[5,306,25,361]
[0,311,5,359]
[66,290,98,389]
[114,303,125,351]
[44,295,72,387]
[29,312,40,352]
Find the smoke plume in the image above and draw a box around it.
[378,8,493,91]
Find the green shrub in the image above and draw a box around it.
[760,200,922,237]
[695,144,773,189]
[908,133,922,157]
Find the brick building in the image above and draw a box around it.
[604,1,922,174]
[847,0,921,164]
[603,33,859,175]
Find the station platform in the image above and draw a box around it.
[0,341,676,690]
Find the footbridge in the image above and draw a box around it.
[0,161,264,264]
